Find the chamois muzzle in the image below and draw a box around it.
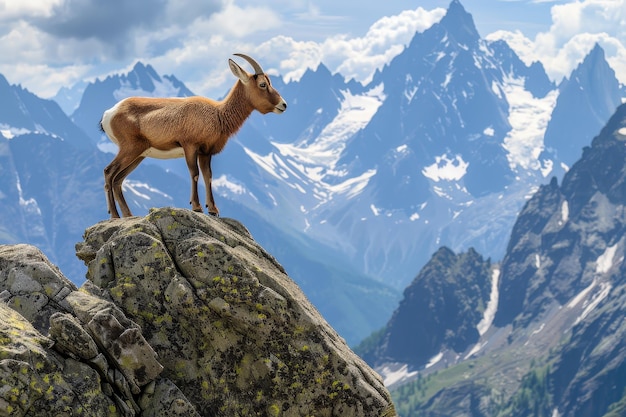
[274,100,287,114]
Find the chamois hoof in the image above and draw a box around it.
[208,212,220,218]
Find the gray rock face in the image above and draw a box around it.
[0,208,396,416]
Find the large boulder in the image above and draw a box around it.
[0,208,396,416]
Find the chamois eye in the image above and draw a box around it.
[259,82,267,89]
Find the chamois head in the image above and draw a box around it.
[229,53,287,115]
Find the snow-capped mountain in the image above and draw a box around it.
[210,0,624,290]
[364,101,626,417]
[541,43,624,177]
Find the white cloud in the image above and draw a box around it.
[204,2,281,38]
[0,0,624,103]
[142,6,445,99]
[487,0,626,84]
[0,0,62,21]
[258,7,446,85]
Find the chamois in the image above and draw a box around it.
[100,54,287,218]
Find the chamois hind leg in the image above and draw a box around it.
[112,156,145,218]
[183,146,203,212]
[104,146,147,218]
[198,154,219,216]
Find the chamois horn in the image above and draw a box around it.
[234,53,264,75]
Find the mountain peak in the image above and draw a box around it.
[128,61,161,90]
[300,62,333,83]
[568,43,614,83]
[440,0,481,44]
[589,42,604,56]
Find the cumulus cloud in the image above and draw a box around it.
[136,5,444,100]
[0,0,62,22]
[487,0,626,84]
[258,7,446,85]
[1,0,624,101]
[0,0,225,62]
[204,3,282,38]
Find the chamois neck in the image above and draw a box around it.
[219,81,254,135]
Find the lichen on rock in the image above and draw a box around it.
[0,207,396,416]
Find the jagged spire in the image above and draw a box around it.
[439,0,481,45]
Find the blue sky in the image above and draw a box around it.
[0,0,624,100]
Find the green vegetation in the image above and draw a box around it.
[604,387,626,417]
[352,327,385,359]
[390,356,559,417]
[497,365,552,417]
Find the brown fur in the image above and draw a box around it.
[101,55,286,218]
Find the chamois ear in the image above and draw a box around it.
[229,59,250,84]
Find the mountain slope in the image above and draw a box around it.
[357,247,493,368]
[210,0,624,295]
[379,102,626,416]
[541,43,624,176]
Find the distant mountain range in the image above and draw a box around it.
[1,0,624,349]
[359,100,626,417]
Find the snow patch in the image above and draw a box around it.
[244,150,283,181]
[501,76,557,171]
[409,213,420,221]
[0,125,35,139]
[566,244,619,324]
[596,244,618,274]
[379,364,418,387]
[422,154,469,182]
[395,144,409,154]
[273,84,385,172]
[560,200,569,224]
[16,176,41,216]
[122,180,172,200]
[531,323,545,336]
[477,268,500,336]
[567,280,597,309]
[425,352,443,369]
[214,175,247,195]
[465,342,487,359]
[327,169,376,198]
[617,127,626,137]
[576,282,611,324]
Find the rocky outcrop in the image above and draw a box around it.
[357,247,493,368]
[0,208,396,416]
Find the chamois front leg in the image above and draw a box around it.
[183,146,203,212]
[199,153,219,216]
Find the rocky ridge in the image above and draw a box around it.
[0,208,396,416]
[366,103,626,417]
